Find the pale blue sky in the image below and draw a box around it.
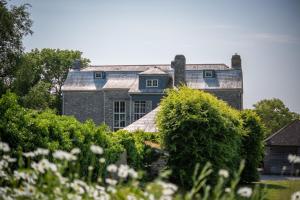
[12,0,300,112]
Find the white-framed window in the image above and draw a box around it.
[146,79,158,87]
[113,101,126,131]
[94,72,105,79]
[134,101,146,121]
[204,70,214,78]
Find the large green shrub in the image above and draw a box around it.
[0,92,124,178]
[240,110,265,182]
[157,87,243,187]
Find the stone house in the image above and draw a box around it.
[264,119,300,174]
[62,54,243,131]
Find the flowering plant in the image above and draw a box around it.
[0,141,270,200]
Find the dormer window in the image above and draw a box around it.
[146,79,158,87]
[94,72,105,79]
[203,70,214,78]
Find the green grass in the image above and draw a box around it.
[258,180,300,200]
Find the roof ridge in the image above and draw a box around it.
[87,63,228,67]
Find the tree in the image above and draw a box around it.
[157,87,243,187]
[253,98,300,137]
[240,110,265,182]
[22,81,55,110]
[12,48,90,112]
[0,0,32,94]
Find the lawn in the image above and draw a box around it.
[258,180,300,200]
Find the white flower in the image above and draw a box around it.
[118,164,129,178]
[127,194,137,200]
[237,187,252,198]
[0,142,10,152]
[105,178,117,186]
[31,159,57,173]
[107,164,118,173]
[218,169,229,178]
[288,154,300,163]
[291,191,300,200]
[90,145,103,154]
[2,155,16,163]
[13,183,35,197]
[53,150,77,161]
[225,188,231,193]
[34,148,49,156]
[23,152,36,158]
[88,166,94,171]
[71,148,81,154]
[99,158,106,163]
[128,168,138,179]
[14,171,37,184]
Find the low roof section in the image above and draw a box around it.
[265,119,300,146]
[123,107,160,133]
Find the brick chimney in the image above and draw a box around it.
[231,53,241,69]
[171,55,186,87]
[72,59,81,71]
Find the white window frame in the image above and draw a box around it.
[133,101,146,121]
[113,101,126,131]
[204,70,213,78]
[146,79,158,87]
[94,72,103,79]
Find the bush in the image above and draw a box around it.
[111,130,161,170]
[240,110,265,182]
[157,87,243,187]
[0,92,124,178]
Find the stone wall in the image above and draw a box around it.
[206,89,243,110]
[63,91,104,124]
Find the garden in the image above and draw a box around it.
[0,87,273,200]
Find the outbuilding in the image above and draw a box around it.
[264,120,300,175]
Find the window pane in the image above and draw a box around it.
[146,80,151,87]
[153,80,158,86]
[120,101,125,113]
[120,121,125,127]
[120,114,125,120]
[114,102,119,112]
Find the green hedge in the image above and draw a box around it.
[240,110,265,182]
[0,92,124,178]
[157,87,243,187]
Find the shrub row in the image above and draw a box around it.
[0,92,159,179]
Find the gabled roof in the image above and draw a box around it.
[123,107,160,133]
[265,120,300,146]
[139,67,168,75]
[62,64,242,92]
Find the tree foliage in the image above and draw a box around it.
[253,98,299,137]
[12,48,90,112]
[240,110,265,182]
[157,87,243,187]
[0,0,32,93]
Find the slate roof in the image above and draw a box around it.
[123,107,160,133]
[81,64,229,72]
[62,64,241,91]
[186,70,242,89]
[265,120,300,146]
